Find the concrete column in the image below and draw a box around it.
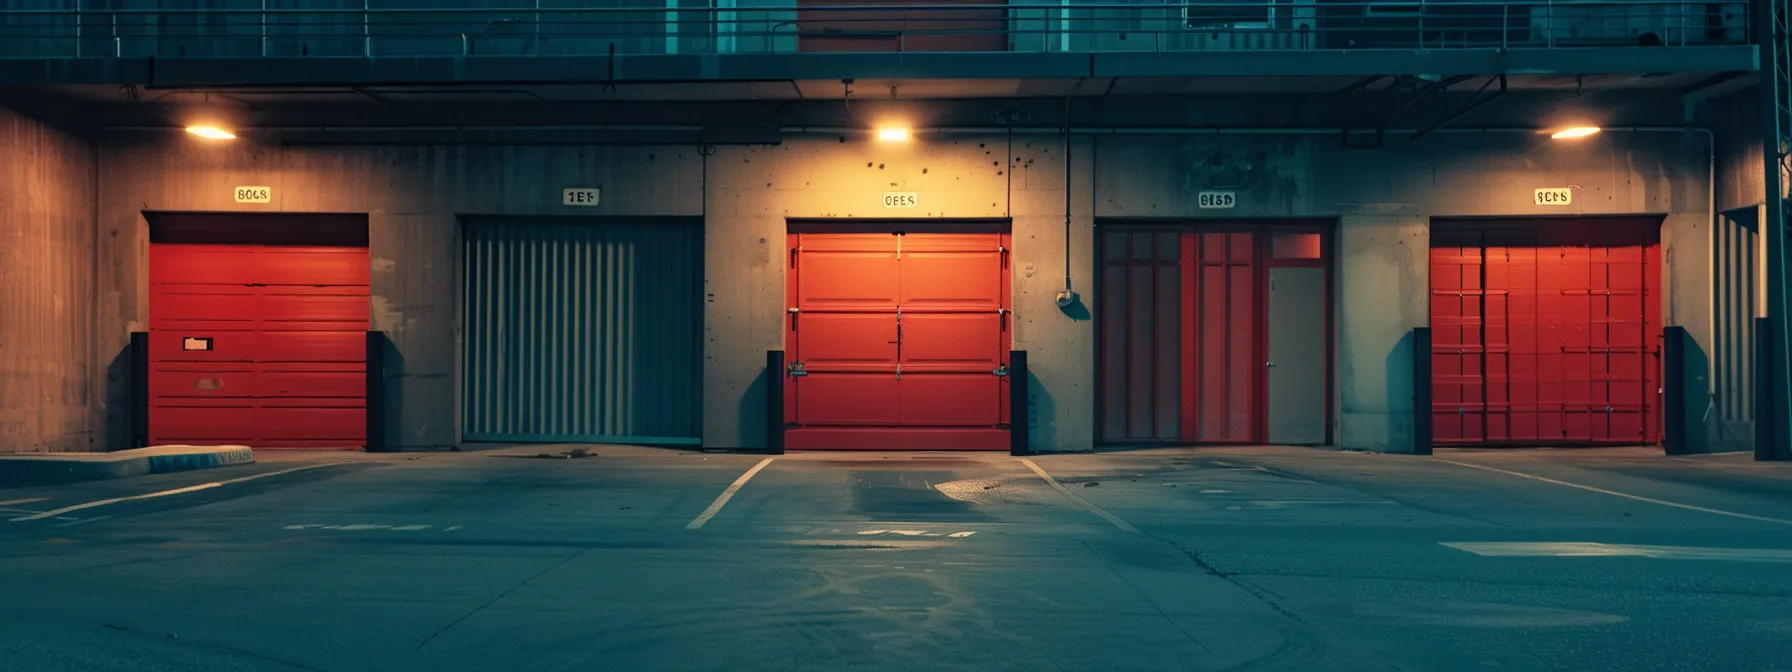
[1335,211,1429,453]
[369,212,460,450]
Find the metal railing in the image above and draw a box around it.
[0,1,1750,59]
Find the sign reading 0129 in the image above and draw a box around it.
[233,186,271,204]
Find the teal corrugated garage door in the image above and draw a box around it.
[462,217,702,444]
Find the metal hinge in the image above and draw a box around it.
[787,361,807,377]
[992,364,1009,377]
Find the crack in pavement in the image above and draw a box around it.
[1080,539,1214,659]
[415,545,594,651]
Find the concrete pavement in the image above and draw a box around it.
[2,445,1790,671]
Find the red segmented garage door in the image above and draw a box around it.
[784,224,1010,449]
[1430,218,1661,445]
[150,235,370,448]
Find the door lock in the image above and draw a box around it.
[992,364,1009,377]
[787,361,808,377]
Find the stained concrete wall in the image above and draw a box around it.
[0,105,95,452]
[702,136,1093,451]
[1709,89,1767,213]
[89,126,1714,453]
[95,137,704,450]
[1095,130,1713,452]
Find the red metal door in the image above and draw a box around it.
[1098,230,1182,442]
[149,243,370,448]
[785,227,1010,449]
[1430,219,1661,446]
[1187,231,1260,443]
[1098,226,1334,446]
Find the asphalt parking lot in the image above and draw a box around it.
[3,445,1791,671]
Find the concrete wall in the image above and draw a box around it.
[89,126,1715,453]
[1710,89,1767,213]
[0,105,95,452]
[96,138,704,450]
[1094,130,1712,451]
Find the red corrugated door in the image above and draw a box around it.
[785,226,1010,449]
[1430,219,1660,446]
[150,244,369,448]
[1098,230,1182,442]
[1189,231,1259,443]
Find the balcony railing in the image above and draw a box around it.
[0,1,1751,59]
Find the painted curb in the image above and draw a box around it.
[0,447,255,487]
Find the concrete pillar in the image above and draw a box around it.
[1335,210,1429,453]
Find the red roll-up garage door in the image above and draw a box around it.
[148,214,370,449]
[1430,217,1661,446]
[784,222,1011,449]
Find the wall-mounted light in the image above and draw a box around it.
[186,125,236,140]
[1550,126,1601,140]
[875,126,912,142]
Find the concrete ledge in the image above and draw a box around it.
[0,445,254,487]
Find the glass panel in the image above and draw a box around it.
[1272,232,1322,260]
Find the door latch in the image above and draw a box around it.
[787,361,808,377]
[992,364,1009,377]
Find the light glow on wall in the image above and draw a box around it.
[1550,126,1602,140]
[186,125,237,140]
[875,126,912,142]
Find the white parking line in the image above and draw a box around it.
[1021,459,1138,533]
[0,498,49,507]
[686,458,775,530]
[1438,459,1792,526]
[1443,541,1792,563]
[9,462,347,522]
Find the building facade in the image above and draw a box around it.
[0,0,1784,457]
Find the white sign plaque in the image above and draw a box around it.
[883,192,919,209]
[563,188,601,206]
[1197,191,1237,209]
[1534,188,1573,206]
[233,186,271,204]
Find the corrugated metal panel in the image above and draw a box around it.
[1714,210,1761,450]
[462,218,702,444]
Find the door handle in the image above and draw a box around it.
[992,364,1009,377]
[1265,361,1275,367]
[786,361,808,377]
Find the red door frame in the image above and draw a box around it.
[1097,219,1335,446]
[783,219,1013,450]
[1428,216,1664,446]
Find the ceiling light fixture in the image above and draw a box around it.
[186,125,236,140]
[1550,126,1602,140]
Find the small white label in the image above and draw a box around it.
[562,188,601,206]
[1534,188,1573,206]
[1197,191,1237,209]
[883,192,919,209]
[233,186,271,204]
